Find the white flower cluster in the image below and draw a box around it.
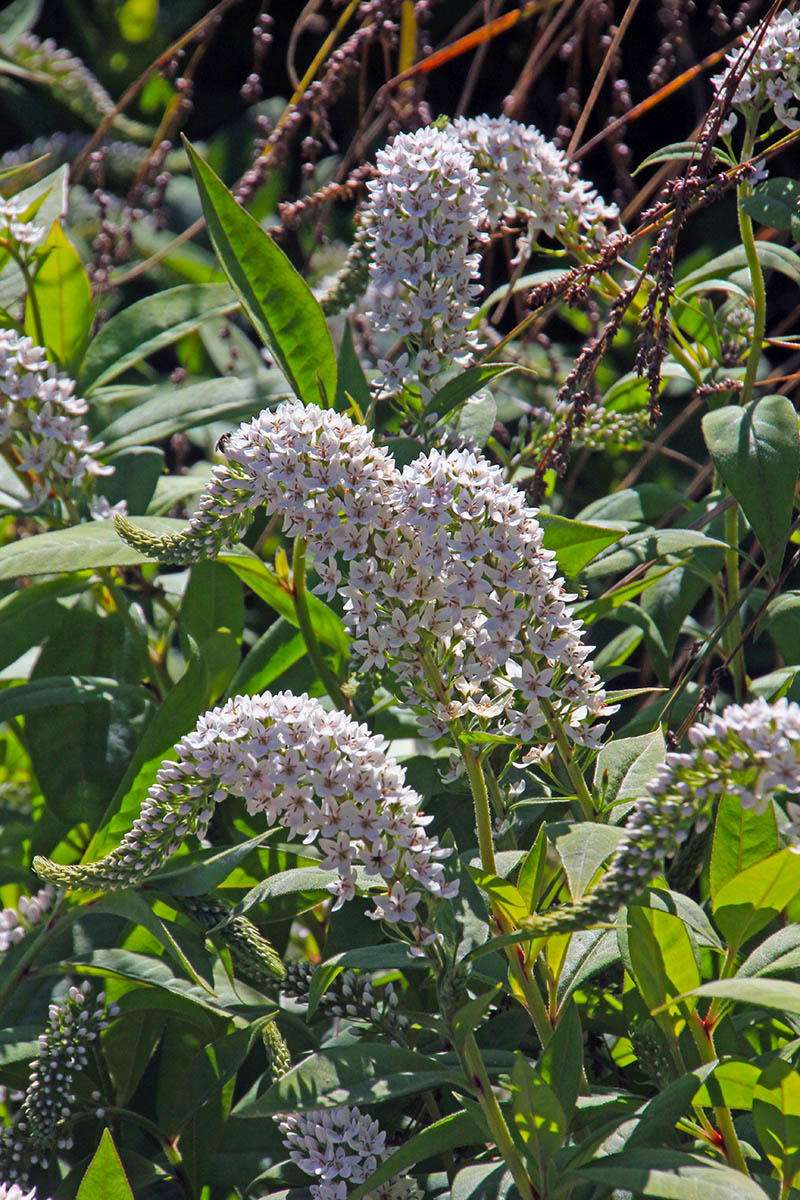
[115,402,609,752]
[278,1106,421,1200]
[712,11,800,135]
[0,1185,48,1200]
[361,116,617,399]
[35,691,454,924]
[530,698,800,935]
[0,198,44,251]
[0,887,54,953]
[453,115,619,261]
[365,125,488,398]
[0,329,118,518]
[0,983,112,1179]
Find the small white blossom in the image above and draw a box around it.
[712,12,800,135]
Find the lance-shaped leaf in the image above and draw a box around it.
[183,137,336,406]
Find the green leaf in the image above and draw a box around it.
[738,926,800,980]
[0,675,151,722]
[25,218,92,369]
[220,549,348,655]
[757,592,800,665]
[79,283,238,393]
[0,0,43,37]
[96,447,164,516]
[551,823,627,900]
[452,984,503,1050]
[594,731,666,807]
[538,999,582,1123]
[76,1128,135,1200]
[425,363,514,421]
[538,513,623,577]
[740,177,800,233]
[753,1059,800,1187]
[712,848,800,952]
[578,484,687,528]
[225,618,305,697]
[583,529,726,580]
[577,1149,772,1199]
[97,375,282,455]
[307,943,424,1018]
[183,138,336,405]
[695,1059,761,1112]
[673,978,800,1016]
[451,1163,509,1200]
[626,905,700,1030]
[0,515,185,579]
[678,243,800,293]
[0,576,85,673]
[510,1053,567,1167]
[347,1112,486,1200]
[234,1043,459,1115]
[710,793,779,900]
[702,395,800,568]
[634,141,701,174]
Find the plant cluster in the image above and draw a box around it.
[4,4,800,1200]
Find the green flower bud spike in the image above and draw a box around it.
[182,894,286,986]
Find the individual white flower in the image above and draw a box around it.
[0,888,54,954]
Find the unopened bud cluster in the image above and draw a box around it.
[0,983,113,1179]
[527,698,800,935]
[182,893,286,986]
[35,690,454,923]
[0,329,118,518]
[0,887,54,953]
[282,959,409,1041]
[277,1106,421,1200]
[114,401,610,752]
[712,11,800,136]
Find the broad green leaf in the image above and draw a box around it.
[551,823,626,900]
[740,177,800,233]
[634,141,702,174]
[234,1043,459,1115]
[758,592,800,665]
[0,576,85,673]
[712,847,800,951]
[347,1112,486,1200]
[467,868,528,926]
[578,484,686,528]
[0,674,151,722]
[225,618,305,697]
[510,1053,567,1167]
[76,1128,134,1200]
[577,1149,772,1199]
[753,1059,800,1187]
[702,395,800,568]
[148,829,279,895]
[425,363,515,420]
[96,446,164,516]
[79,283,238,392]
[626,906,700,1031]
[0,0,43,37]
[738,926,800,980]
[102,1009,167,1105]
[25,609,151,826]
[539,999,582,1122]
[583,529,726,580]
[674,978,800,1015]
[640,546,724,682]
[97,375,282,455]
[451,1163,509,1200]
[678,242,800,293]
[25,218,92,368]
[694,1059,761,1112]
[594,730,666,807]
[220,549,348,655]
[537,513,623,577]
[184,138,336,405]
[516,825,548,912]
[452,985,503,1050]
[557,930,619,1006]
[710,794,779,900]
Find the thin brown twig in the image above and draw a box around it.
[567,0,644,157]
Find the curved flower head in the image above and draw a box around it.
[528,697,800,935]
[34,691,453,924]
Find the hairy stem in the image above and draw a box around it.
[688,1009,749,1175]
[460,1031,537,1200]
[541,697,595,819]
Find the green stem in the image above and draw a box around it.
[292,537,350,712]
[541,697,595,819]
[460,1032,537,1200]
[460,740,498,876]
[688,1009,749,1175]
[722,503,746,701]
[737,132,766,412]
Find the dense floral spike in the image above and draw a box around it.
[114,400,398,564]
[453,114,619,260]
[262,1018,292,1082]
[320,212,374,315]
[0,984,112,1180]
[277,1106,422,1200]
[34,691,453,923]
[0,887,54,954]
[182,893,286,984]
[0,329,117,519]
[115,401,609,751]
[526,698,800,935]
[363,125,488,397]
[712,11,800,135]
